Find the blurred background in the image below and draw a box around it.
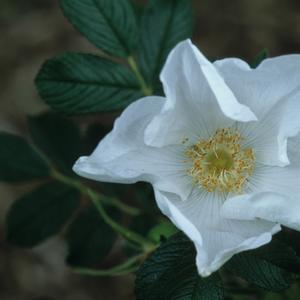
[0,0,300,299]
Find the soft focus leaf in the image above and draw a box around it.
[134,182,160,216]
[138,0,193,87]
[135,232,224,300]
[251,48,269,68]
[6,182,79,247]
[66,205,119,267]
[36,53,144,114]
[83,123,112,154]
[226,240,294,292]
[0,132,50,182]
[60,0,138,57]
[28,113,81,174]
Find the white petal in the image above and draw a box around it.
[222,163,300,231]
[215,54,300,118]
[73,96,193,200]
[154,188,280,277]
[144,40,257,147]
[288,134,300,167]
[222,192,300,231]
[239,90,300,167]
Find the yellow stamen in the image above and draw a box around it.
[185,128,255,193]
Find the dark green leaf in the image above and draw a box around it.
[135,232,224,300]
[226,240,294,292]
[254,240,300,274]
[6,182,79,247]
[138,0,193,86]
[0,132,50,182]
[28,113,81,175]
[60,0,138,57]
[131,1,144,25]
[66,205,119,267]
[36,53,144,114]
[133,182,160,216]
[83,123,112,153]
[124,213,158,257]
[130,214,157,237]
[250,49,269,68]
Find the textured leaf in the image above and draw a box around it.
[254,240,300,274]
[0,132,50,182]
[36,53,144,114]
[60,0,138,57]
[28,113,81,174]
[138,0,193,86]
[6,182,79,247]
[66,205,119,267]
[251,48,269,68]
[226,240,294,292]
[135,233,224,300]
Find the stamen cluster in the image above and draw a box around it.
[185,128,255,193]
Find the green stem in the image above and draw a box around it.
[51,169,140,216]
[88,189,154,250]
[51,169,155,249]
[73,255,141,277]
[128,56,152,96]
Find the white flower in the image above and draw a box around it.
[73,40,300,276]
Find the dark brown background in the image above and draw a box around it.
[0,1,300,299]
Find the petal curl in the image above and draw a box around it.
[73,97,193,200]
[216,55,300,167]
[155,188,280,277]
[222,161,300,231]
[222,192,300,232]
[215,54,300,118]
[145,40,257,147]
[236,89,300,167]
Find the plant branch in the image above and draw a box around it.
[87,188,154,250]
[51,169,155,250]
[128,56,152,96]
[51,169,140,216]
[73,254,142,277]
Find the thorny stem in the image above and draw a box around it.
[127,56,153,96]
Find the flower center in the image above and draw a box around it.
[185,128,255,193]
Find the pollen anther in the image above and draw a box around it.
[185,128,255,193]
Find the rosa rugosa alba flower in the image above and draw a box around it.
[73,39,300,276]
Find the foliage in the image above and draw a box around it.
[1,0,300,299]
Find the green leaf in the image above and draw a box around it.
[133,182,160,216]
[83,123,112,153]
[6,182,79,247]
[36,53,144,114]
[60,0,138,57]
[0,132,50,182]
[66,205,119,267]
[226,240,294,292]
[250,48,269,68]
[131,1,144,25]
[135,233,224,300]
[255,240,300,274]
[28,113,81,175]
[138,0,193,87]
